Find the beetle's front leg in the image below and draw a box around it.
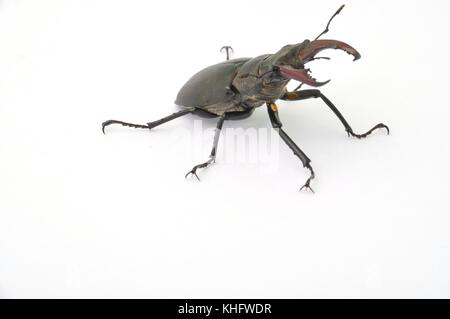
[282,90,389,139]
[267,103,315,193]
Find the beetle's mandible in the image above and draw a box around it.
[102,5,389,192]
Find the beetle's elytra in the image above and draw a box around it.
[102,5,389,192]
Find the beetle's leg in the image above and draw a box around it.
[102,108,194,134]
[220,46,233,61]
[267,103,315,193]
[281,90,389,138]
[185,115,226,181]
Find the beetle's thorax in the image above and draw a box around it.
[232,55,290,108]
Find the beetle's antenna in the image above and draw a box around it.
[314,4,345,41]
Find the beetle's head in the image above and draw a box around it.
[263,39,361,87]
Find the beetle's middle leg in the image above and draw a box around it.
[267,103,315,193]
[281,90,389,138]
[185,115,226,181]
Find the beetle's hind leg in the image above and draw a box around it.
[220,46,233,61]
[185,115,225,181]
[102,108,194,134]
[281,90,389,138]
[102,120,149,133]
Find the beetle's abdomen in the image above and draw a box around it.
[175,58,250,108]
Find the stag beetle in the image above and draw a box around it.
[102,5,389,192]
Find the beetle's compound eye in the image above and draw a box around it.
[272,66,280,73]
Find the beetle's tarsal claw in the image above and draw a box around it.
[299,182,315,193]
[220,46,234,61]
[347,123,390,139]
[185,170,201,181]
[185,159,214,181]
[101,120,150,134]
[299,165,315,193]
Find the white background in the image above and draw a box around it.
[1,0,450,298]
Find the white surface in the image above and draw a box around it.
[1,0,450,298]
